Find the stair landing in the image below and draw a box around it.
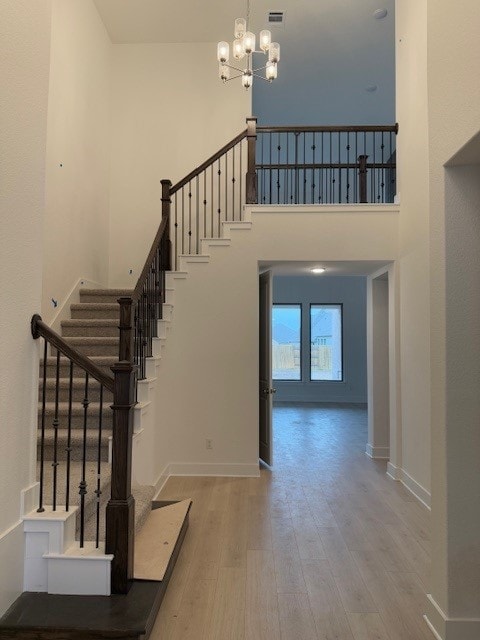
[0,501,191,640]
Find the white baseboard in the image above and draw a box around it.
[386,462,431,510]
[425,594,480,640]
[168,462,260,477]
[365,443,390,459]
[21,482,40,516]
[0,520,24,616]
[152,465,171,500]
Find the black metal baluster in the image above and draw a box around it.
[217,159,221,238]
[239,142,242,216]
[225,150,228,222]
[181,187,185,256]
[329,132,332,204]
[373,132,377,202]
[52,349,60,511]
[211,165,214,235]
[381,131,385,203]
[95,385,103,549]
[174,194,178,270]
[354,132,358,202]
[320,132,324,203]
[338,132,342,204]
[312,133,316,204]
[37,339,47,513]
[364,131,367,201]
[346,132,351,204]
[196,175,200,253]
[204,169,207,233]
[232,145,236,220]
[303,132,306,204]
[188,181,192,255]
[65,360,73,511]
[277,132,281,205]
[79,372,89,548]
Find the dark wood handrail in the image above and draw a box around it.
[132,214,169,302]
[31,314,114,392]
[171,129,247,194]
[257,124,399,134]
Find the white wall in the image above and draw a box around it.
[42,0,112,323]
[108,43,250,288]
[395,0,431,499]
[153,205,398,478]
[272,275,367,403]
[0,0,52,615]
[425,0,480,634]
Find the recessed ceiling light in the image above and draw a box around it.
[373,8,388,19]
[311,268,326,274]
[365,85,378,92]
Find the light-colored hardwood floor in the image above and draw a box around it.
[150,403,433,640]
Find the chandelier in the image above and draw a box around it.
[217,1,280,89]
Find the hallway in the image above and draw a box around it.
[151,403,432,640]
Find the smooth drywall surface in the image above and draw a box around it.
[152,206,398,476]
[108,43,250,288]
[272,275,367,403]
[42,0,111,323]
[0,0,51,614]
[426,0,480,628]
[367,276,390,455]
[253,0,395,125]
[395,0,431,497]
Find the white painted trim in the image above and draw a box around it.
[0,518,23,544]
[387,461,401,480]
[385,463,431,510]
[401,469,431,510]
[425,594,480,640]
[168,462,260,477]
[152,464,171,500]
[365,444,390,459]
[248,204,400,215]
[21,482,40,516]
[49,277,104,333]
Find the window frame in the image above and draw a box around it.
[309,303,344,382]
[272,303,302,382]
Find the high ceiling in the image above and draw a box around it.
[93,0,396,124]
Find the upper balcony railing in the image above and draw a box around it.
[162,118,398,268]
[254,123,398,206]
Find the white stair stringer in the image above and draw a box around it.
[23,506,113,596]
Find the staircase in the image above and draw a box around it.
[26,289,158,593]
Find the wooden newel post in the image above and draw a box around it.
[358,155,368,204]
[161,179,172,271]
[246,117,257,204]
[106,297,137,594]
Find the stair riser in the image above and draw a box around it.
[42,361,115,377]
[64,342,119,357]
[71,307,118,319]
[40,386,113,404]
[38,412,113,430]
[80,294,129,304]
[62,325,119,338]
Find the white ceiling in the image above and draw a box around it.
[93,0,396,124]
[259,260,391,277]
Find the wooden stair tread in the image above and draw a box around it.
[134,499,192,581]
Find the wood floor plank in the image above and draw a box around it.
[245,550,281,640]
[278,593,318,640]
[302,559,355,640]
[153,404,431,640]
[347,612,392,640]
[209,567,246,640]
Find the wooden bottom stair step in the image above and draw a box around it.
[0,500,192,640]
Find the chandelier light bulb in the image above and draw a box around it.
[233,38,246,60]
[242,71,253,88]
[217,41,230,63]
[268,42,280,63]
[243,32,256,54]
[219,64,230,82]
[234,17,247,39]
[266,61,277,81]
[259,30,272,52]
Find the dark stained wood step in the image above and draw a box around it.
[0,502,190,640]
